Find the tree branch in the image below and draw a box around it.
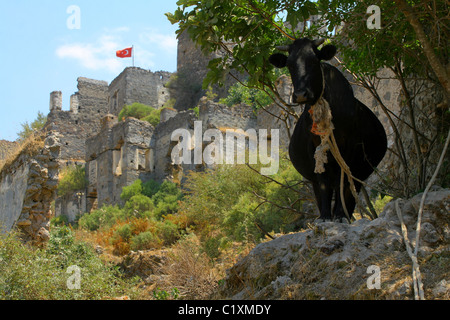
[393,0,450,100]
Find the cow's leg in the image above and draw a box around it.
[333,179,361,222]
[312,179,333,221]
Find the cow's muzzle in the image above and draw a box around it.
[293,91,309,104]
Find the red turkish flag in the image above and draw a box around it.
[116,47,132,58]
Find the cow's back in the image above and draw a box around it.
[289,62,387,182]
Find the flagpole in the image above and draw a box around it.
[132,45,135,67]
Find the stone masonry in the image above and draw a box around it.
[109,67,173,116]
[0,132,60,245]
[2,30,431,234]
[45,77,109,162]
[85,116,155,212]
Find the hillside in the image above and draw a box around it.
[218,188,449,300]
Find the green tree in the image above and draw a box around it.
[220,79,275,108]
[167,0,450,195]
[18,111,47,141]
[118,103,154,121]
[167,0,448,96]
[120,179,143,202]
[118,102,164,127]
[179,156,306,244]
[57,165,87,197]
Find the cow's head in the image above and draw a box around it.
[269,38,336,105]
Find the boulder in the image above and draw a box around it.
[220,188,450,300]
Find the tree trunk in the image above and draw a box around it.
[393,0,450,100]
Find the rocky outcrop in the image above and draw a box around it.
[118,250,169,280]
[220,188,450,300]
[0,140,19,162]
[0,132,61,245]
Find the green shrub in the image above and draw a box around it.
[118,102,165,127]
[142,179,161,198]
[78,205,124,231]
[120,179,143,202]
[130,231,158,251]
[222,193,260,242]
[219,81,274,109]
[123,194,154,218]
[154,195,180,219]
[157,220,180,245]
[50,215,69,226]
[152,180,183,205]
[115,224,133,242]
[152,181,183,219]
[142,108,163,127]
[202,236,222,260]
[180,155,304,244]
[118,103,154,121]
[17,111,47,142]
[0,227,138,300]
[57,165,87,197]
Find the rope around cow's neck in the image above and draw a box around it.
[309,64,374,222]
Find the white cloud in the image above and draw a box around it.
[56,35,125,74]
[133,46,156,69]
[56,28,177,73]
[139,29,177,53]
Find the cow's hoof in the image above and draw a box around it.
[315,217,332,224]
[333,217,350,224]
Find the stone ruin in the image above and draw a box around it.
[0,30,446,244]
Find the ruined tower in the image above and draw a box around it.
[49,91,63,111]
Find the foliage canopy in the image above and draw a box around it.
[118,103,164,127]
[167,0,448,96]
[57,165,88,197]
[17,111,47,142]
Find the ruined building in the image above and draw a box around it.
[2,28,432,238]
[44,67,180,220]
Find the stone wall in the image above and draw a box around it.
[152,109,197,183]
[45,77,109,162]
[0,140,19,162]
[173,30,245,111]
[108,67,173,116]
[199,98,257,131]
[0,132,60,245]
[85,116,155,212]
[55,190,86,223]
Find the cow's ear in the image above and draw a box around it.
[269,53,288,68]
[317,44,337,61]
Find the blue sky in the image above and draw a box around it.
[0,1,179,141]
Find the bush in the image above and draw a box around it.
[118,102,165,127]
[115,224,133,242]
[142,108,163,127]
[17,111,47,142]
[57,165,87,197]
[152,180,183,219]
[152,180,183,206]
[78,178,186,256]
[130,231,159,251]
[219,81,274,109]
[120,179,143,202]
[78,205,124,231]
[179,156,304,245]
[0,227,138,300]
[158,220,180,245]
[50,215,69,226]
[118,103,154,121]
[123,194,154,218]
[142,179,161,198]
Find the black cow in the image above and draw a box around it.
[269,38,387,221]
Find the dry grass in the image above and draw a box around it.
[0,131,45,173]
[153,234,221,300]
